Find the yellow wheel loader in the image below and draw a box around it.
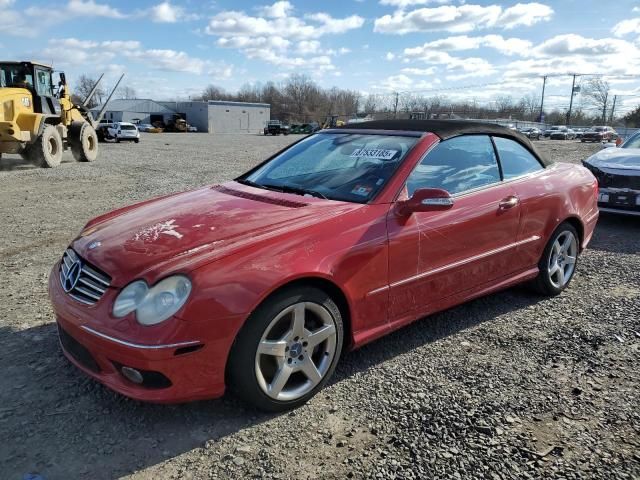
[0,61,123,168]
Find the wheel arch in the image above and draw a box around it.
[223,274,354,388]
[560,216,585,250]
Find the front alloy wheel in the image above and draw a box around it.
[228,287,343,411]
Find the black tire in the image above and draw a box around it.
[116,137,121,143]
[26,125,63,168]
[70,122,98,162]
[531,222,580,296]
[227,286,344,412]
[134,139,139,144]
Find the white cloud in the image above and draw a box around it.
[405,34,532,56]
[534,34,631,57]
[612,17,640,37]
[373,74,434,91]
[259,1,293,18]
[297,40,321,55]
[33,37,232,79]
[498,3,553,29]
[1,8,37,37]
[206,4,363,72]
[385,52,395,60]
[0,0,15,6]
[404,48,496,73]
[150,2,185,23]
[66,0,126,18]
[401,67,437,75]
[374,3,553,34]
[380,0,451,7]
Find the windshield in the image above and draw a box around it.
[622,132,640,149]
[0,63,34,89]
[242,133,419,203]
[120,125,137,130]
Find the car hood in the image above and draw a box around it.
[584,148,640,173]
[72,182,362,286]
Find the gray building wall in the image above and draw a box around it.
[207,101,270,134]
[96,100,271,133]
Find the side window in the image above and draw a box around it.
[493,137,543,180]
[406,135,500,196]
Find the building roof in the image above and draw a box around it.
[207,100,271,108]
[336,119,551,166]
[90,98,175,114]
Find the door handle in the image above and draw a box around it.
[499,195,519,210]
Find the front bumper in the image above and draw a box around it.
[597,188,640,216]
[49,263,233,403]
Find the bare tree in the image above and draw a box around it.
[73,74,106,108]
[582,78,611,123]
[200,84,228,101]
[284,74,316,117]
[117,85,137,100]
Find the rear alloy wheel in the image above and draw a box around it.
[70,122,98,162]
[532,222,579,296]
[27,125,63,168]
[228,287,343,411]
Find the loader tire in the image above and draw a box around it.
[28,125,63,168]
[70,122,98,162]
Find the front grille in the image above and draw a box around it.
[59,248,111,305]
[58,324,101,373]
[595,171,640,190]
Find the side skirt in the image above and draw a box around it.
[352,267,540,349]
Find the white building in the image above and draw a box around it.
[93,99,270,134]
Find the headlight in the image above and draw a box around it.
[113,275,192,326]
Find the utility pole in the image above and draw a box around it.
[539,75,547,123]
[609,95,617,124]
[393,92,399,119]
[566,74,578,126]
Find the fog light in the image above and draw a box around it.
[121,366,144,384]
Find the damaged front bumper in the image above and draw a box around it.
[598,187,640,216]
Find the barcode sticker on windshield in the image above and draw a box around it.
[350,148,398,160]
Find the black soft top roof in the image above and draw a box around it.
[337,120,552,167]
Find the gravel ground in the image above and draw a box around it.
[0,135,638,480]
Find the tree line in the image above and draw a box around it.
[72,73,640,127]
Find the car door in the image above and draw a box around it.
[491,136,548,271]
[386,135,521,322]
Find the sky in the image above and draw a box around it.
[3,0,640,115]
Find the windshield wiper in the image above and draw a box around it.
[261,184,328,200]
[235,178,282,192]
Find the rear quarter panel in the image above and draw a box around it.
[513,163,598,268]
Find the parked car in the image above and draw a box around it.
[543,125,564,138]
[550,127,576,140]
[519,127,542,140]
[137,124,153,133]
[289,124,302,134]
[108,122,140,143]
[581,126,617,143]
[96,122,114,142]
[265,120,290,136]
[582,130,640,216]
[49,120,598,411]
[573,128,585,139]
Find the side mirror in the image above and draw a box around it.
[59,72,67,85]
[396,188,454,216]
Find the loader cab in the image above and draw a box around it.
[0,61,61,115]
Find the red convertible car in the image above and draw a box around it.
[49,120,599,411]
